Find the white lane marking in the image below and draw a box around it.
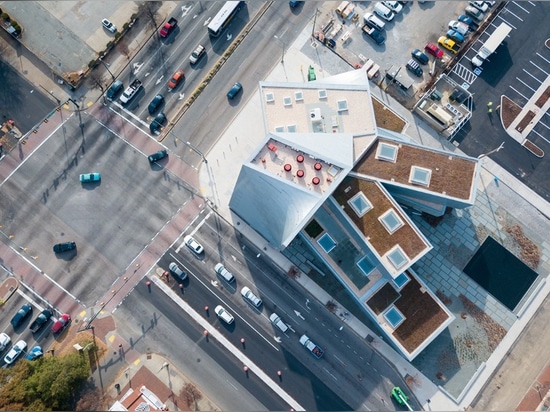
[529,129,550,145]
[152,275,304,411]
[529,61,549,76]
[175,211,212,253]
[504,8,524,21]
[512,1,530,13]
[536,53,550,65]
[323,367,338,381]
[522,68,543,84]
[508,85,530,101]
[516,77,536,92]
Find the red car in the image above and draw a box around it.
[51,314,71,334]
[168,69,185,90]
[424,42,444,59]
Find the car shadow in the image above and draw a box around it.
[190,56,208,70]
[81,181,101,190]
[217,277,237,294]
[54,249,77,261]
[149,158,168,170]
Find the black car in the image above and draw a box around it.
[53,241,76,253]
[411,48,429,65]
[148,94,164,115]
[106,80,123,101]
[227,82,243,100]
[406,59,423,77]
[148,149,168,163]
[149,112,167,135]
[29,309,53,333]
[10,303,33,328]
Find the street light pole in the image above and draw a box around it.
[273,35,285,64]
[99,56,115,81]
[478,141,505,159]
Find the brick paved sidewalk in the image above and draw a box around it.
[0,276,18,304]
[517,362,550,411]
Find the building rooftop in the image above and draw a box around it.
[356,138,478,202]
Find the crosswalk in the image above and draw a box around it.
[451,63,478,85]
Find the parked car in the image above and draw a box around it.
[438,36,460,54]
[373,2,395,22]
[51,314,71,334]
[29,309,53,333]
[10,303,33,328]
[406,59,423,77]
[106,80,123,101]
[446,29,465,43]
[411,48,429,65]
[148,94,164,115]
[3,340,27,365]
[149,113,167,136]
[26,346,43,361]
[382,1,403,14]
[214,305,234,324]
[79,173,101,183]
[0,333,11,351]
[424,42,444,59]
[168,69,185,90]
[269,313,289,333]
[448,20,470,36]
[148,149,168,163]
[184,235,204,255]
[53,241,76,253]
[227,82,243,99]
[469,0,489,12]
[465,6,485,23]
[169,262,187,281]
[101,18,117,33]
[241,286,263,308]
[215,263,235,283]
[458,14,474,27]
[190,44,206,64]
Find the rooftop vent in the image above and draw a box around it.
[283,96,292,106]
[297,169,305,178]
[310,108,322,121]
[318,89,327,99]
[312,177,320,185]
[265,92,275,103]
[295,91,304,101]
[337,99,348,111]
[287,124,297,133]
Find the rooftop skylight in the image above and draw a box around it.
[375,142,398,163]
[379,209,404,234]
[265,92,274,103]
[409,166,432,186]
[348,192,373,217]
[283,96,292,106]
[318,89,327,99]
[295,91,304,101]
[387,245,409,270]
[287,124,297,133]
[274,126,285,132]
[337,99,349,111]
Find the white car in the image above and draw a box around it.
[4,340,27,365]
[241,286,263,308]
[382,1,403,14]
[102,18,117,33]
[215,263,235,283]
[469,0,489,12]
[184,235,204,255]
[214,305,234,324]
[269,313,289,333]
[0,333,11,351]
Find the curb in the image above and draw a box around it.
[0,276,18,304]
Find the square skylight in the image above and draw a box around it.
[409,166,432,186]
[287,124,297,132]
[375,142,398,163]
[318,89,328,99]
[265,92,275,103]
[379,209,404,234]
[387,246,409,270]
[337,99,348,111]
[384,306,405,329]
[348,192,373,217]
[283,96,292,106]
[295,91,304,101]
[274,126,285,132]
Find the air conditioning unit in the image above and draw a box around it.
[310,108,322,121]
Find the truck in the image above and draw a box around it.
[299,334,324,359]
[362,24,385,45]
[391,387,413,411]
[159,17,178,38]
[385,64,414,92]
[120,79,142,104]
[29,309,52,333]
[472,22,512,67]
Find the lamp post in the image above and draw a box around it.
[273,35,285,64]
[478,141,505,159]
[184,140,208,164]
[99,56,115,81]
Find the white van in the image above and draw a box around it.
[335,1,350,16]
[374,2,395,22]
[269,313,289,333]
[215,263,235,283]
[363,13,386,31]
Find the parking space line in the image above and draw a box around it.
[528,1,536,5]
[509,85,530,101]
[536,53,550,65]
[538,121,550,132]
[522,68,543,84]
[529,61,549,76]
[530,129,550,145]
[503,8,523,22]
[496,15,517,30]
[512,1,530,13]
[516,77,536,93]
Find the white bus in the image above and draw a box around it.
[208,1,243,37]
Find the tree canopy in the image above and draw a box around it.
[0,352,89,411]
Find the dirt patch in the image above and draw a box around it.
[535,85,550,108]
[505,224,540,270]
[523,139,544,158]
[459,294,507,352]
[366,283,400,315]
[501,95,522,129]
[515,110,536,133]
[371,96,407,133]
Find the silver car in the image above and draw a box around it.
[184,235,204,254]
[241,286,263,308]
[214,305,234,324]
[169,262,187,280]
[102,18,117,33]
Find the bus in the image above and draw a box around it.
[207,1,243,37]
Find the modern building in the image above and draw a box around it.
[229,69,481,360]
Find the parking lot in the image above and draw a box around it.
[451,1,550,200]
[0,111,193,307]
